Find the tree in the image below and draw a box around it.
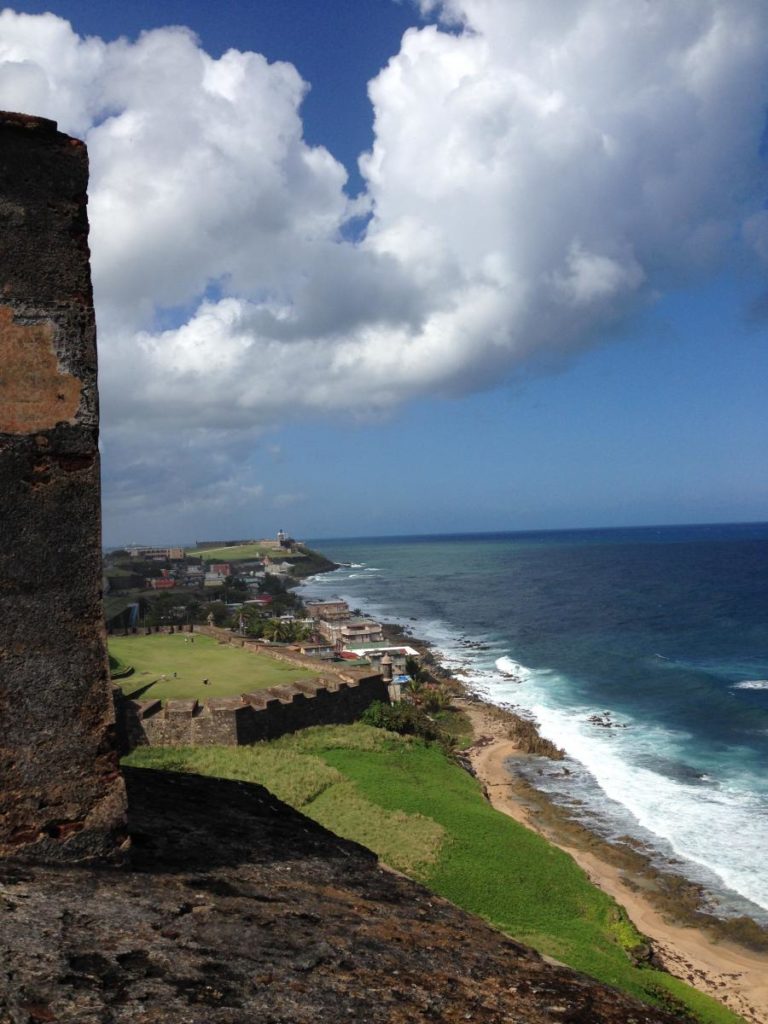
[261,618,292,643]
[202,601,230,627]
[241,605,267,637]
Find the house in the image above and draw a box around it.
[263,559,294,575]
[340,621,384,645]
[318,618,384,645]
[352,648,410,676]
[146,576,175,590]
[295,640,336,659]
[204,572,228,587]
[343,643,420,661]
[129,546,184,560]
[305,600,350,622]
[182,568,205,587]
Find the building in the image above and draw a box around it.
[204,571,229,587]
[317,618,384,646]
[146,577,176,590]
[345,647,414,676]
[294,640,336,659]
[146,568,176,590]
[306,600,350,622]
[129,546,183,560]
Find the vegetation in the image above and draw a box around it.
[109,632,316,702]
[187,543,302,562]
[124,725,744,1024]
[244,616,312,643]
[288,544,338,579]
[432,705,474,748]
[481,702,566,759]
[108,653,134,680]
[361,699,450,748]
[404,679,454,711]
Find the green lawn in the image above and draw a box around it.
[109,633,316,702]
[186,543,302,562]
[124,726,744,1024]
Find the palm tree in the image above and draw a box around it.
[403,679,428,706]
[262,618,292,643]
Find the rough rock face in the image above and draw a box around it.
[0,111,127,862]
[0,767,688,1024]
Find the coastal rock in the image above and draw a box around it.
[587,711,629,729]
[0,767,689,1024]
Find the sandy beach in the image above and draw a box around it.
[457,698,768,1024]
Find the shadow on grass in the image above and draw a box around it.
[124,767,377,873]
[122,680,158,701]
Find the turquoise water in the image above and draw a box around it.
[303,523,768,921]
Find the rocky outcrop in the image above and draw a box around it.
[0,767,688,1024]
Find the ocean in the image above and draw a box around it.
[301,523,768,923]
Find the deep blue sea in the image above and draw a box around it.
[302,523,768,922]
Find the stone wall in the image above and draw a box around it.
[0,112,127,862]
[117,672,389,750]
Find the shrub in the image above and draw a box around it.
[421,685,453,712]
[361,700,454,750]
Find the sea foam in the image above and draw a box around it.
[300,558,768,919]
[495,656,533,681]
[517,689,768,915]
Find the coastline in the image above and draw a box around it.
[377,621,768,1023]
[457,697,768,1024]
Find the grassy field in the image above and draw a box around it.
[109,633,316,702]
[186,543,302,562]
[124,725,743,1024]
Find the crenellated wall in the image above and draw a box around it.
[116,672,388,751]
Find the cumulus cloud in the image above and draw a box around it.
[1,2,767,530]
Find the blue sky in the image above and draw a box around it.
[2,1,767,543]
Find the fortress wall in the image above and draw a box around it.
[0,112,127,861]
[116,673,389,750]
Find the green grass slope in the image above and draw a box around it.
[110,633,316,702]
[186,543,302,562]
[124,725,744,1024]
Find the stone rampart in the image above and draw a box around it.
[116,672,388,750]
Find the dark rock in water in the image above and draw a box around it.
[587,712,629,729]
[0,767,687,1023]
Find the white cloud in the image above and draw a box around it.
[1,1,767,533]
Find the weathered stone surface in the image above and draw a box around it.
[0,767,688,1024]
[0,111,127,862]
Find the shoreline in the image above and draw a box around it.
[457,697,768,1024]
[376,620,768,1022]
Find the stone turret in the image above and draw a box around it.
[0,111,127,862]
